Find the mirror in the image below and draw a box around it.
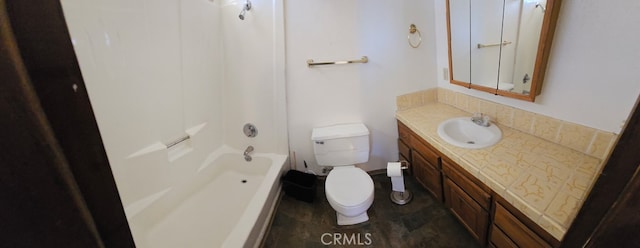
[446,0,561,102]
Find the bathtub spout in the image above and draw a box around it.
[244,145,254,161]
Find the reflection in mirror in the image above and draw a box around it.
[471,0,504,90]
[449,0,470,84]
[447,0,561,102]
[502,0,546,94]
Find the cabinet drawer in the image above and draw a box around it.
[442,160,491,210]
[444,178,489,245]
[490,225,517,248]
[412,151,442,201]
[494,203,551,248]
[398,138,411,162]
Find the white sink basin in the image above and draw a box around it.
[437,117,502,149]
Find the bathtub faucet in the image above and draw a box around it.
[244,145,254,162]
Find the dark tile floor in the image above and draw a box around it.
[263,173,480,248]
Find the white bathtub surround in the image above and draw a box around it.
[124,123,208,163]
[60,0,287,247]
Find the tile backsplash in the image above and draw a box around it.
[397,88,618,161]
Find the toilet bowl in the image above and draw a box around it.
[325,166,374,225]
[311,123,374,225]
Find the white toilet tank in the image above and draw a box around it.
[311,123,370,166]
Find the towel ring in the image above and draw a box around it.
[408,24,422,48]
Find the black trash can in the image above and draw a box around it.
[282,170,317,203]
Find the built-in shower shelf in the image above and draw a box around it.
[127,142,166,159]
[125,122,208,162]
[167,138,193,162]
[186,122,207,136]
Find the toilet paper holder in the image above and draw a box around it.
[399,160,409,170]
[399,160,411,175]
[389,160,413,205]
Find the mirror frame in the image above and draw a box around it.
[446,0,562,102]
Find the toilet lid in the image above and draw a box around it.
[325,167,374,207]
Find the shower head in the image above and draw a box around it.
[238,0,252,20]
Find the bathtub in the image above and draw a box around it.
[126,147,288,248]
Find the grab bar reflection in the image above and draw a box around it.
[477,41,512,49]
[306,56,368,67]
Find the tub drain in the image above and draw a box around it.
[241,179,247,183]
[466,141,475,144]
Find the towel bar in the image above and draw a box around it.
[306,56,368,67]
[477,40,512,49]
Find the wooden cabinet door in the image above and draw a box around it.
[490,225,518,248]
[412,151,443,201]
[398,138,411,163]
[442,160,491,210]
[493,203,551,248]
[444,178,489,245]
[398,138,411,175]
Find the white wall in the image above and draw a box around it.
[285,0,438,173]
[436,0,640,134]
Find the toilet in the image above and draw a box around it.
[312,123,374,225]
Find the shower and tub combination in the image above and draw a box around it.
[127,145,287,247]
[60,0,287,247]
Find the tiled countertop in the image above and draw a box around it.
[396,103,602,240]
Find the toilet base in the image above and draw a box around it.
[336,211,369,225]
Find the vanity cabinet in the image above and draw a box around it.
[490,203,552,248]
[442,160,491,245]
[412,148,443,201]
[398,139,410,163]
[398,122,443,201]
[396,120,559,248]
[397,127,411,169]
[397,121,411,174]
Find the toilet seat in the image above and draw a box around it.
[325,166,374,216]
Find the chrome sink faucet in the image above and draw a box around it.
[471,113,491,127]
[244,145,254,161]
